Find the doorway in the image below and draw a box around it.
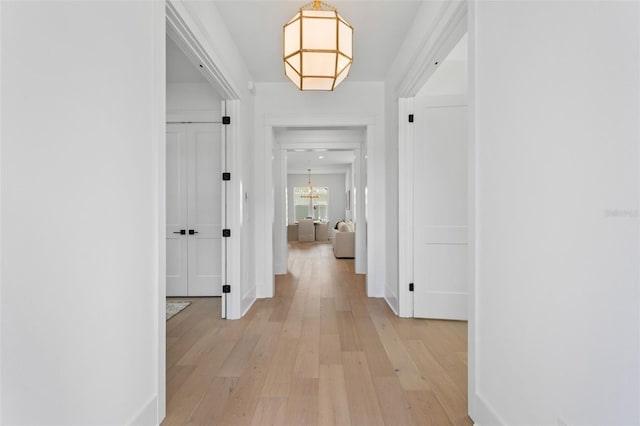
[260,120,376,300]
[160,2,243,420]
[165,34,226,310]
[399,28,469,320]
[270,127,368,281]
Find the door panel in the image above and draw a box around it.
[166,122,222,297]
[413,97,468,320]
[187,123,222,296]
[166,124,188,296]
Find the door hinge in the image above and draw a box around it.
[222,284,231,294]
[409,283,414,292]
[222,172,231,181]
[408,114,414,123]
[222,229,231,237]
[222,116,231,125]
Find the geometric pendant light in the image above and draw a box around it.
[283,0,353,91]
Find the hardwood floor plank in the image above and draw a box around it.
[261,337,300,397]
[342,351,385,426]
[282,378,319,426]
[336,311,362,351]
[164,241,471,425]
[184,376,237,425]
[216,323,282,425]
[166,365,195,406]
[318,364,352,426]
[353,316,396,378]
[370,313,430,391]
[405,339,472,425]
[373,376,414,426]
[319,333,342,365]
[250,397,287,426]
[406,390,454,426]
[319,297,339,334]
[217,334,260,377]
[174,326,220,367]
[294,318,321,378]
[164,339,236,425]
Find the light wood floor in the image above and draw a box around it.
[165,241,472,425]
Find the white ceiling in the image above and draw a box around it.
[213,1,423,83]
[277,127,362,173]
[166,35,209,84]
[287,150,355,174]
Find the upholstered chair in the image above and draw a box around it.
[297,219,315,242]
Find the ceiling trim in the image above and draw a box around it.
[265,113,376,127]
[288,166,351,175]
[279,142,362,151]
[166,0,240,99]
[396,1,467,97]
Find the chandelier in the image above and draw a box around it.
[300,169,319,198]
[283,0,353,91]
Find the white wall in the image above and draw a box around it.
[287,173,347,232]
[254,81,385,298]
[166,82,221,113]
[471,1,640,424]
[1,2,163,424]
[417,34,468,97]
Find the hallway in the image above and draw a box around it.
[165,242,471,425]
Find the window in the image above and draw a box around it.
[293,186,329,222]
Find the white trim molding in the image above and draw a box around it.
[259,114,379,298]
[166,1,240,100]
[397,97,414,318]
[224,99,243,320]
[396,0,467,97]
[0,2,3,421]
[153,1,166,422]
[467,1,478,422]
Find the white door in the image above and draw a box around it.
[166,123,222,297]
[166,124,188,296]
[187,123,222,296]
[413,96,468,320]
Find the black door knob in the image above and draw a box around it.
[173,229,186,235]
[189,229,199,235]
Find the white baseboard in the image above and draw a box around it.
[470,391,506,426]
[241,294,257,317]
[128,394,158,426]
[384,295,399,315]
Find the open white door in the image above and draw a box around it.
[187,123,223,296]
[413,96,468,320]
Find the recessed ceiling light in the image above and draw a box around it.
[318,156,324,159]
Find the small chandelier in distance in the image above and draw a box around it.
[283,0,353,91]
[301,169,320,198]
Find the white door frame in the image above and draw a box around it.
[273,140,364,276]
[261,115,375,298]
[395,0,475,420]
[156,1,242,422]
[397,0,468,319]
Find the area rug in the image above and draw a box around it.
[166,301,191,321]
